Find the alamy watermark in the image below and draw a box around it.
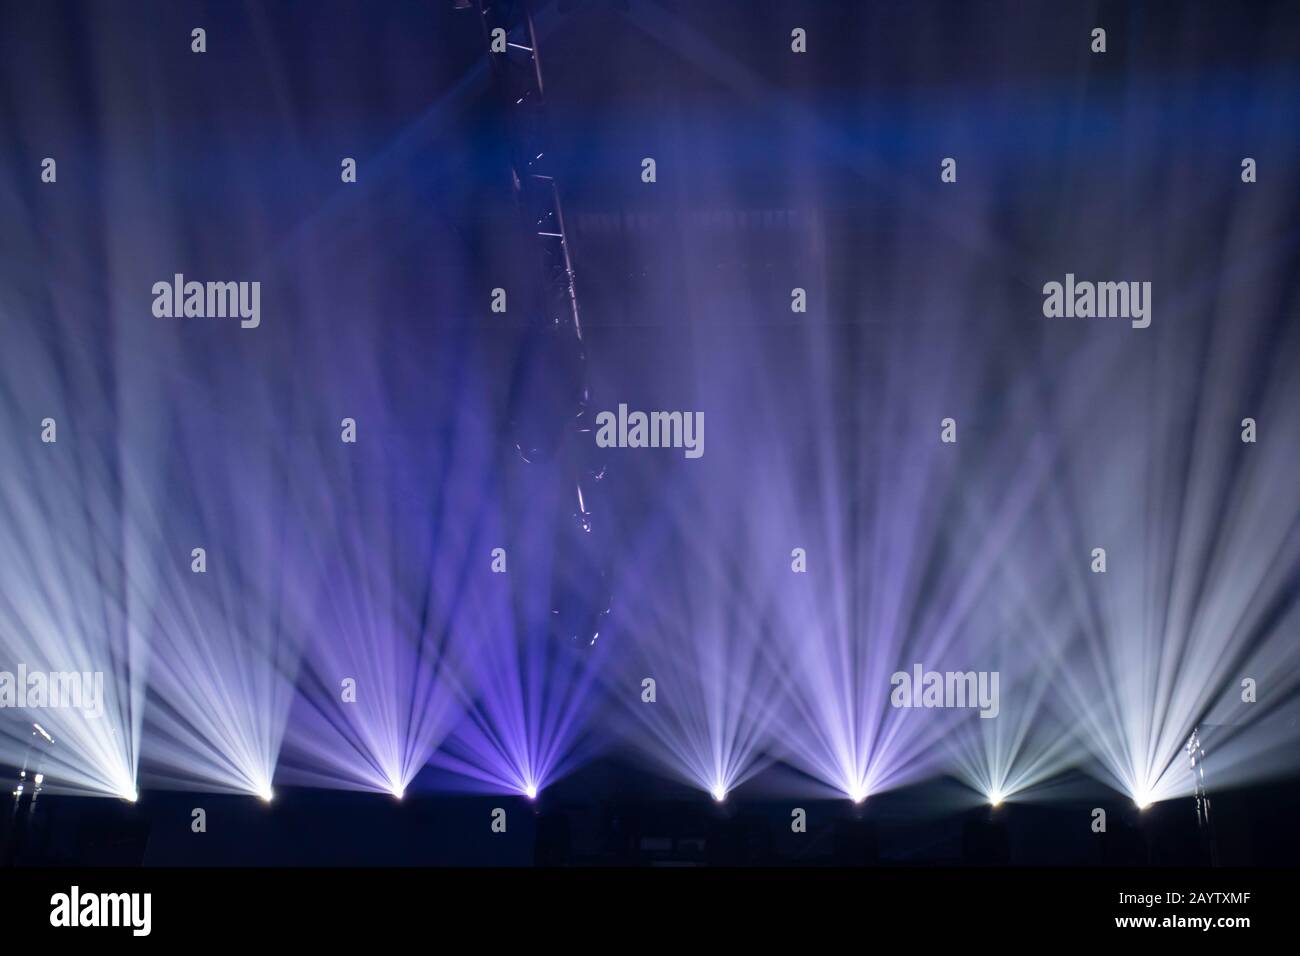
[152,273,261,329]
[1042,273,1151,329]
[50,886,151,936]
[890,663,999,718]
[0,664,104,718]
[595,403,704,459]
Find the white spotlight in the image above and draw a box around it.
[121,789,138,803]
[1134,791,1152,811]
[385,774,405,800]
[989,789,1005,808]
[258,788,274,804]
[710,783,726,802]
[523,783,538,800]
[849,786,868,804]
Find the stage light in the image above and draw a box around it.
[848,786,868,804]
[989,789,1005,808]
[276,467,473,803]
[1133,789,1152,810]
[382,772,406,801]
[606,535,780,814]
[258,788,274,803]
[428,562,599,804]
[121,789,138,803]
[34,773,44,785]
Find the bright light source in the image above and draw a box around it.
[710,783,726,802]
[386,775,405,800]
[523,784,538,800]
[34,774,44,785]
[849,786,868,804]
[258,788,274,803]
[1134,792,1151,811]
[989,789,1005,808]
[121,789,137,803]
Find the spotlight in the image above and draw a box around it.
[710,783,726,802]
[848,786,868,804]
[121,789,138,803]
[1133,788,1152,810]
[34,774,44,785]
[258,788,274,804]
[523,784,538,800]
[989,789,1004,808]
[385,774,406,801]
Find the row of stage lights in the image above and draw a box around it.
[13,772,1159,811]
[697,777,1152,811]
[8,765,1166,819]
[9,718,1174,812]
[15,759,1159,811]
